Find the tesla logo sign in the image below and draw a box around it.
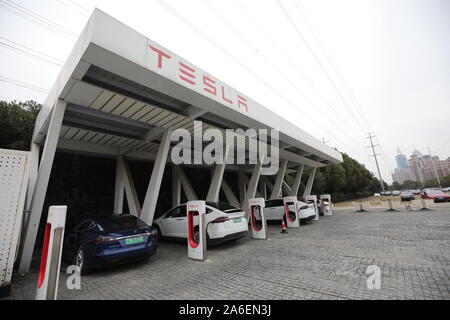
[148,45,249,113]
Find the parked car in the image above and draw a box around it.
[443,187,450,192]
[374,193,381,197]
[264,198,316,221]
[400,191,415,202]
[392,190,401,196]
[411,189,421,195]
[384,191,393,196]
[421,189,450,202]
[153,202,248,246]
[63,214,158,275]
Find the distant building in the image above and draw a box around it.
[392,167,413,184]
[407,151,449,185]
[395,147,409,169]
[408,154,425,184]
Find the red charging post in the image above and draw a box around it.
[320,194,333,216]
[248,198,267,240]
[186,201,206,261]
[35,206,67,300]
[306,195,319,221]
[283,196,300,228]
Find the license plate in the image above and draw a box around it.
[125,236,144,245]
[233,218,242,223]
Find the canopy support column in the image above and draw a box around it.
[172,165,181,207]
[141,130,171,225]
[206,146,229,202]
[114,155,125,214]
[270,160,288,199]
[221,178,240,208]
[175,166,198,201]
[290,165,304,196]
[303,168,317,197]
[18,100,66,274]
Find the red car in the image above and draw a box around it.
[421,189,450,202]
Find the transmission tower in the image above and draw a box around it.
[365,132,385,192]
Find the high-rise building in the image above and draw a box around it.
[408,154,425,185]
[393,148,449,185]
[395,147,409,169]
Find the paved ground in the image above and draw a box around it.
[6,207,450,300]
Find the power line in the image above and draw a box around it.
[365,132,385,191]
[155,0,368,161]
[0,36,64,64]
[200,0,366,150]
[0,74,49,94]
[66,0,91,14]
[0,0,78,40]
[274,0,367,135]
[56,0,89,17]
[295,0,373,132]
[0,37,63,66]
[234,0,366,144]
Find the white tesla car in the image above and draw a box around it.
[153,202,248,246]
[264,198,316,222]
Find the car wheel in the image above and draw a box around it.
[74,246,90,275]
[153,224,161,242]
[193,226,200,244]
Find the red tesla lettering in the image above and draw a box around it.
[221,86,233,104]
[179,62,196,85]
[149,45,171,69]
[203,76,217,96]
[237,95,248,112]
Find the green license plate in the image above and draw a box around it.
[125,236,144,245]
[233,218,242,223]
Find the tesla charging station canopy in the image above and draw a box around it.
[18,9,342,273]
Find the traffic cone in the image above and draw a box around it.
[281,217,288,234]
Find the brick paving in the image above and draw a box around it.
[5,207,450,300]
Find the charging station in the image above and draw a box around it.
[248,198,268,240]
[186,200,206,261]
[283,196,300,228]
[35,206,67,300]
[320,194,333,216]
[306,195,319,221]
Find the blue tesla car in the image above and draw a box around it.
[63,214,158,274]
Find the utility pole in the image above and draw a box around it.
[365,132,385,192]
[322,138,329,145]
[428,146,442,188]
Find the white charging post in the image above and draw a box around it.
[283,196,300,228]
[186,200,206,261]
[320,194,333,216]
[35,206,67,300]
[306,195,319,221]
[248,198,267,240]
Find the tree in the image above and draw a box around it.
[0,100,41,150]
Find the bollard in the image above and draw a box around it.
[35,206,67,300]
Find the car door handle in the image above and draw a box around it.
[176,218,184,221]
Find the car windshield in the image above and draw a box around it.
[427,190,445,195]
[206,202,238,211]
[96,216,147,231]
